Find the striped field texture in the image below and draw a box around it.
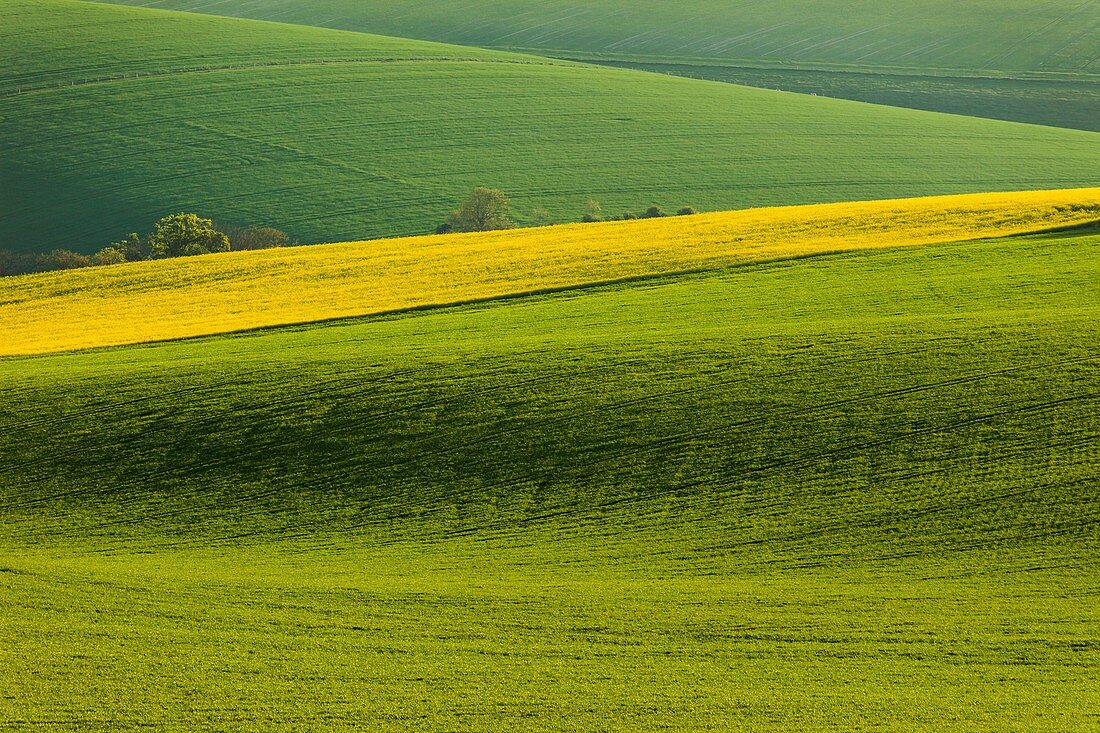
[2,189,1098,355]
[1,226,1098,729]
[4,0,1100,253]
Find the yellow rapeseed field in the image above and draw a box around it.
[2,189,1098,356]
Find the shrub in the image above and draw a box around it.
[641,206,666,219]
[0,250,37,277]
[443,187,514,233]
[240,226,291,250]
[677,207,698,216]
[36,249,91,271]
[531,207,553,227]
[216,223,292,250]
[2,213,295,278]
[582,199,603,223]
[146,213,230,258]
[92,246,128,266]
[111,233,150,261]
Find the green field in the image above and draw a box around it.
[594,61,1100,132]
[4,0,1100,254]
[4,1,1098,727]
[92,0,1100,74]
[2,227,1098,729]
[94,0,1100,129]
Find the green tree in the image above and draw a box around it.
[214,222,292,250]
[233,226,291,250]
[582,199,603,223]
[146,213,230,258]
[444,187,514,233]
[110,232,149,261]
[92,245,128,266]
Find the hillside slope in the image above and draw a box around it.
[3,0,1100,254]
[4,228,1095,550]
[93,0,1100,75]
[93,0,1100,129]
[596,59,1100,132]
[3,189,1098,355]
[1,228,1097,729]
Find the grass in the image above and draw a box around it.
[1,226,1098,729]
[4,1,1100,254]
[92,0,1100,75]
[92,0,1100,128]
[3,188,1099,355]
[591,60,1100,131]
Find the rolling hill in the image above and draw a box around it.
[3,0,1100,254]
[90,0,1100,75]
[91,0,1100,129]
[1,220,1097,729]
[3,189,1098,355]
[596,60,1100,132]
[5,0,1098,729]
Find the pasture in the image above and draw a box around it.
[91,0,1100,75]
[91,0,1100,128]
[1,226,1098,729]
[4,0,1100,253]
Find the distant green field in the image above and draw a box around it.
[594,61,1100,132]
[4,0,1100,254]
[94,0,1100,74]
[2,228,1097,729]
[95,0,1100,128]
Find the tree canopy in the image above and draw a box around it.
[146,213,231,258]
[442,188,514,233]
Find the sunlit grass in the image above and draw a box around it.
[2,188,1097,356]
[1,227,1097,729]
[5,0,1100,252]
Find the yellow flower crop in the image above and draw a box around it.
[2,188,1097,356]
